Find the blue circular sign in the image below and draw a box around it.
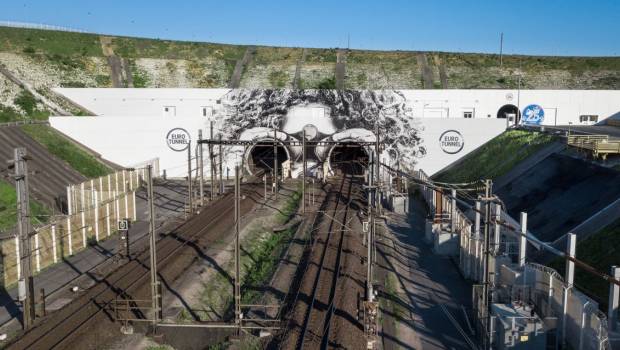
[521,104,545,125]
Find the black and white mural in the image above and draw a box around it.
[212,89,426,176]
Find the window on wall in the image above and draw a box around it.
[579,115,598,124]
[201,106,213,117]
[463,111,473,119]
[163,106,176,117]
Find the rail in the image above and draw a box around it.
[296,174,354,349]
[6,193,236,349]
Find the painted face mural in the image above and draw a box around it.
[213,89,427,170]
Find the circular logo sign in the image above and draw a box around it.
[521,104,545,125]
[166,128,191,152]
[439,130,464,154]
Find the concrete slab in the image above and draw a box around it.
[497,153,620,242]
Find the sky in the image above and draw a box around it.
[2,0,619,56]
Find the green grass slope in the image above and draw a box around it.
[0,179,49,232]
[433,130,556,183]
[549,219,620,308]
[21,124,111,178]
[0,26,619,92]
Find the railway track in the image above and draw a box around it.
[281,171,366,349]
[7,184,260,350]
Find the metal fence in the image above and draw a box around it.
[415,169,610,350]
[1,169,139,287]
[0,21,90,34]
[67,168,145,215]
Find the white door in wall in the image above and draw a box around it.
[163,106,176,117]
[544,108,557,125]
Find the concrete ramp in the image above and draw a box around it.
[0,126,86,210]
[497,153,620,242]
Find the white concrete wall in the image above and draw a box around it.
[56,88,620,126]
[50,115,506,177]
[55,88,230,117]
[51,116,207,177]
[398,89,620,125]
[416,118,506,174]
[49,88,620,177]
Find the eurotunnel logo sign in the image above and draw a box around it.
[439,130,464,154]
[166,128,191,152]
[521,104,545,125]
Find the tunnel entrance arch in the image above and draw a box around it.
[327,141,370,176]
[497,104,521,122]
[245,139,290,177]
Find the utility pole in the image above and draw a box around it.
[218,134,223,195]
[366,152,374,298]
[147,165,160,327]
[302,129,306,214]
[481,179,493,349]
[198,130,204,207]
[364,155,378,349]
[14,148,35,329]
[499,32,504,67]
[234,165,241,333]
[375,122,381,214]
[210,121,214,201]
[263,174,267,202]
[517,58,522,125]
[273,128,278,200]
[187,140,193,214]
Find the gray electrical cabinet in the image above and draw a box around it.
[491,303,546,349]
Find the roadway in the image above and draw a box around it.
[377,197,475,350]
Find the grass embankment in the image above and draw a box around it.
[181,189,302,322]
[0,179,49,231]
[433,130,555,183]
[0,90,50,123]
[20,124,110,178]
[549,219,620,309]
[2,26,620,90]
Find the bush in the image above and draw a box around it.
[14,91,38,115]
[316,76,336,89]
[0,105,23,123]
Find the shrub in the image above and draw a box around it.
[316,76,336,89]
[14,91,37,115]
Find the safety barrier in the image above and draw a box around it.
[67,168,145,214]
[567,134,620,160]
[1,169,140,287]
[415,169,610,349]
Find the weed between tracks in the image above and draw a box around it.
[379,273,406,338]
[178,188,301,322]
